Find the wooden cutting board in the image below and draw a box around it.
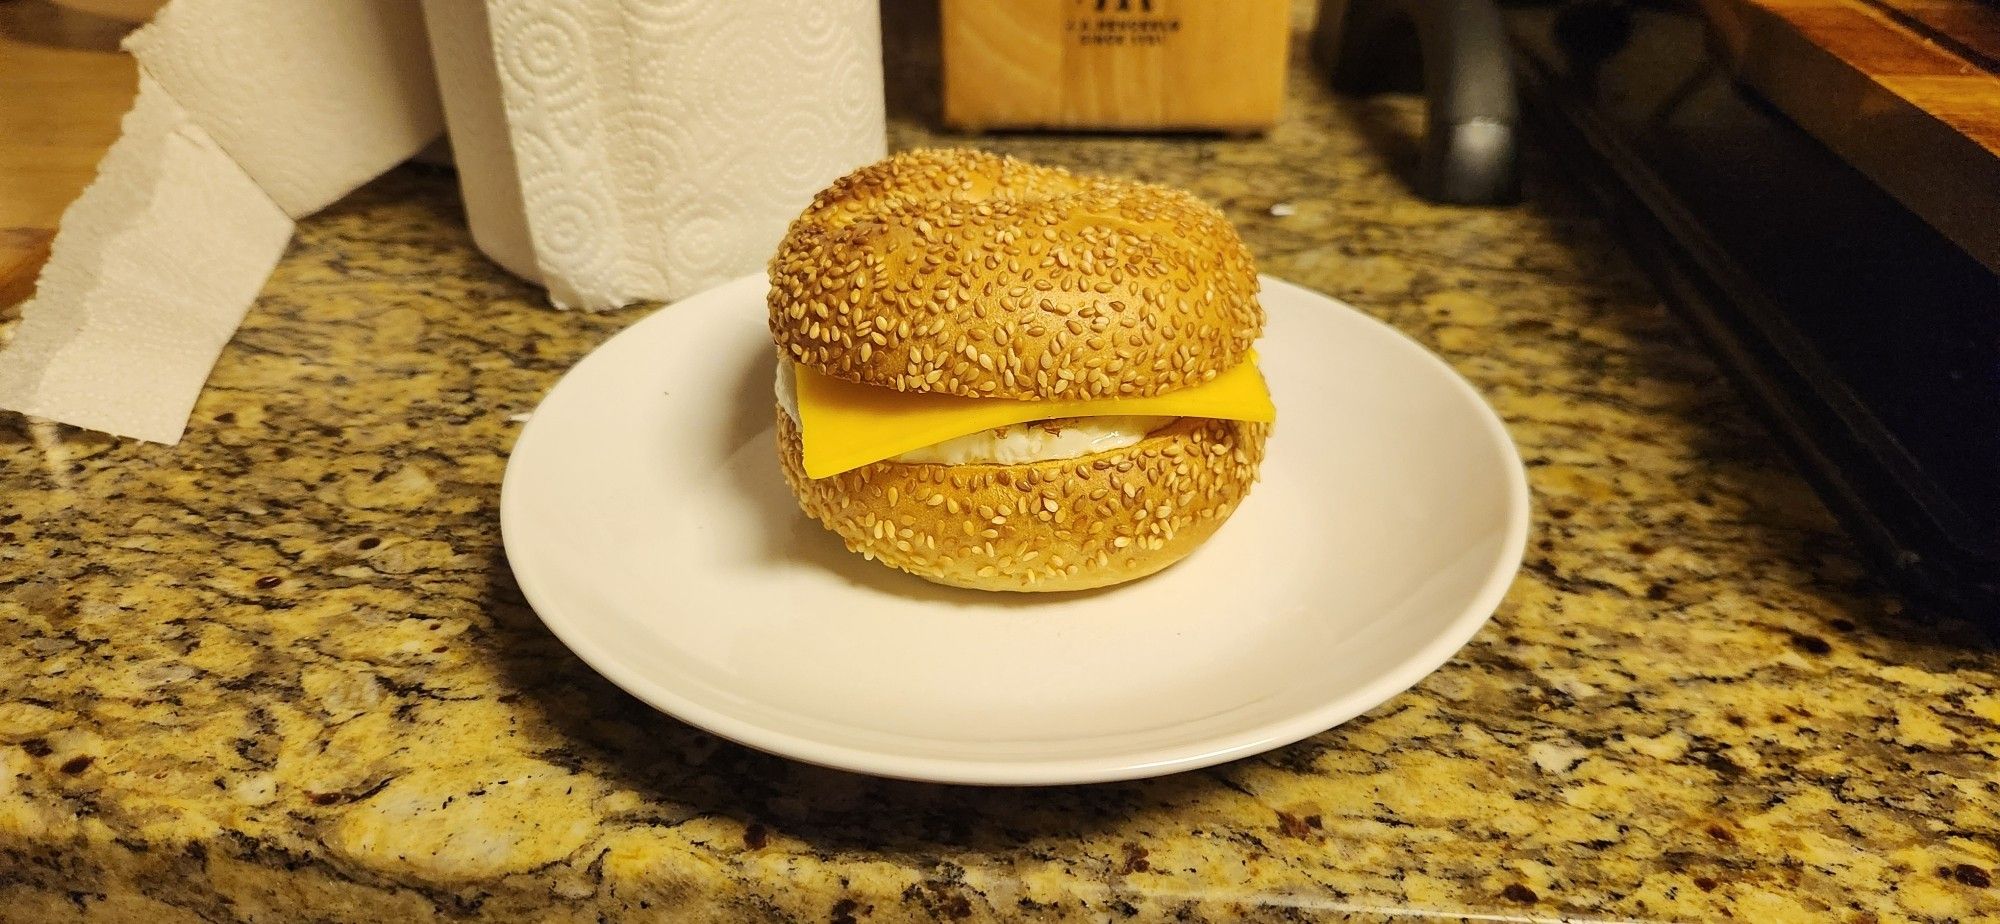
[0,3,138,309]
[1699,0,2000,272]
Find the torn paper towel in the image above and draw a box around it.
[423,0,888,311]
[0,73,291,445]
[0,0,441,443]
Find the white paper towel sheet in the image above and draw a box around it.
[419,0,540,284]
[0,74,291,444]
[1,0,886,443]
[0,0,440,443]
[425,0,888,310]
[126,0,442,218]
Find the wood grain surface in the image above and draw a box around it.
[1701,0,2000,270]
[0,1,138,309]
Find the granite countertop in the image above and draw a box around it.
[6,21,2000,924]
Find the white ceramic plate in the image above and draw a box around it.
[502,274,1528,785]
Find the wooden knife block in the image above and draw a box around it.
[942,0,1291,133]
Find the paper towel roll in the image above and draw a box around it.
[0,0,441,443]
[418,0,541,285]
[0,73,292,444]
[423,0,888,311]
[126,0,441,218]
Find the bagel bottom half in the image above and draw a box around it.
[776,410,1269,592]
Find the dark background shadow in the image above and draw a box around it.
[881,0,944,128]
[0,0,137,53]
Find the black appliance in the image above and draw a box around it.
[1320,0,2000,617]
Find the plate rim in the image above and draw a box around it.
[501,273,1530,785]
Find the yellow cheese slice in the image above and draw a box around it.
[795,353,1276,478]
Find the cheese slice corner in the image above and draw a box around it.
[795,353,1275,478]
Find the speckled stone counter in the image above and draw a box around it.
[6,27,2000,924]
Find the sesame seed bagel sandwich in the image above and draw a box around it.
[768,149,1274,592]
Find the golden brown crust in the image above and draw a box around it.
[767,148,1264,401]
[777,407,1269,592]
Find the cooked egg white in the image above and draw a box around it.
[776,362,1171,466]
[890,414,1173,465]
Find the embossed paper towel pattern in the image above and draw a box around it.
[473,0,887,310]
